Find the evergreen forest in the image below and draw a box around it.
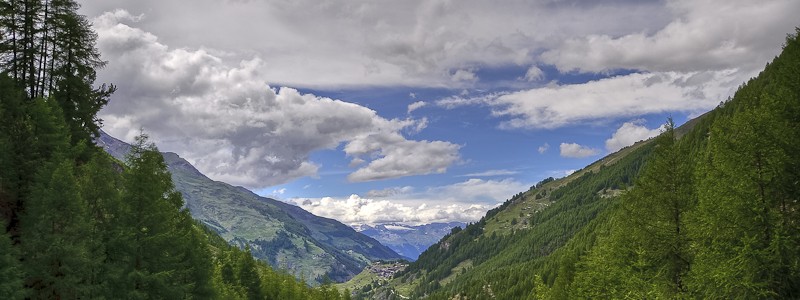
[0,1,349,299]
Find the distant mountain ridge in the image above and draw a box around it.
[96,131,403,283]
[353,222,467,261]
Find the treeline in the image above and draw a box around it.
[0,1,350,299]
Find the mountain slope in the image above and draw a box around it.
[97,132,402,283]
[358,30,800,299]
[350,135,656,298]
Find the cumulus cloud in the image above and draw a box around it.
[344,132,461,182]
[290,178,527,225]
[407,101,427,114]
[538,143,550,154]
[605,120,664,152]
[94,11,459,188]
[290,195,488,226]
[560,143,600,158]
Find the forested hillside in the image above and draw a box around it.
[0,1,349,299]
[361,29,800,299]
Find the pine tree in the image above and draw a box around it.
[572,120,694,298]
[691,89,800,298]
[0,0,114,152]
[48,0,115,149]
[109,133,195,299]
[619,120,694,296]
[76,152,123,298]
[19,159,94,298]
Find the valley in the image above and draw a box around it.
[2,1,797,299]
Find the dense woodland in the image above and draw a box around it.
[378,29,800,300]
[0,1,349,299]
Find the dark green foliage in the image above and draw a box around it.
[572,120,695,299]
[0,1,348,298]
[688,29,800,298]
[0,229,24,299]
[20,159,96,298]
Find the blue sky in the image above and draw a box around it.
[264,85,678,199]
[80,0,799,225]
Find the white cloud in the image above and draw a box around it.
[344,132,461,182]
[80,0,676,89]
[541,0,799,74]
[366,186,414,198]
[459,169,518,177]
[435,92,504,109]
[445,70,742,129]
[522,66,545,82]
[406,117,428,135]
[538,143,550,154]
[94,11,459,188]
[432,178,526,204]
[605,120,664,152]
[290,195,487,226]
[451,68,478,83]
[289,178,527,225]
[407,101,427,114]
[560,143,600,158]
[409,92,417,99]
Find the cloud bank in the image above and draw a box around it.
[289,177,528,225]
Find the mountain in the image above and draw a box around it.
[348,30,800,299]
[97,132,403,283]
[353,222,467,261]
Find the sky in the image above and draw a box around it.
[79,0,799,226]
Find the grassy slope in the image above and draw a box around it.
[368,117,707,299]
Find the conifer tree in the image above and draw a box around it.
[76,152,123,298]
[573,120,694,298]
[110,133,195,299]
[691,88,800,298]
[19,159,94,298]
[238,246,265,300]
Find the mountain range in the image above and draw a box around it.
[97,132,403,283]
[354,222,467,261]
